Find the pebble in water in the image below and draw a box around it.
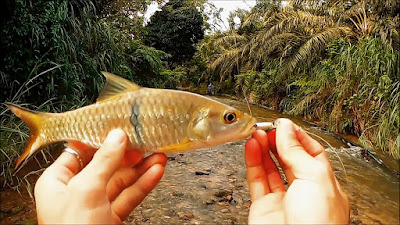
[178,211,194,220]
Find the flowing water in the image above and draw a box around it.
[128,97,399,224]
[1,96,399,224]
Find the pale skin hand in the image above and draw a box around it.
[245,118,350,224]
[34,129,167,224]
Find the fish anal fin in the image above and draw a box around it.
[158,138,194,153]
[97,72,141,102]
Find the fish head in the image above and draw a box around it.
[188,103,257,146]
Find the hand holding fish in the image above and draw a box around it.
[34,129,167,224]
[245,118,350,224]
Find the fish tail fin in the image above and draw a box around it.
[6,103,45,169]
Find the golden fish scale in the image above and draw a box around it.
[41,96,133,148]
[40,89,199,152]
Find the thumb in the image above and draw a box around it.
[275,119,318,179]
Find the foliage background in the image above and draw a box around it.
[0,0,205,186]
[201,0,399,158]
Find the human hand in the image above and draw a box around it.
[245,119,349,224]
[34,129,167,224]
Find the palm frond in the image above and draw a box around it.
[284,26,352,77]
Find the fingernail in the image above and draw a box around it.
[295,125,302,132]
[275,118,291,127]
[105,129,125,144]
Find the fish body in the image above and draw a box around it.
[8,72,257,169]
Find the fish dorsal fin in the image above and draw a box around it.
[97,72,141,102]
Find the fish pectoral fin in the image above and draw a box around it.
[158,138,194,153]
[97,72,141,102]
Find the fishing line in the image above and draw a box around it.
[255,121,348,181]
[243,89,253,117]
[306,130,348,181]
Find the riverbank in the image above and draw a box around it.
[188,85,399,176]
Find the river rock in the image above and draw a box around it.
[214,189,233,197]
[205,199,215,205]
[239,211,248,216]
[190,219,201,225]
[126,215,134,222]
[229,199,238,206]
[243,201,251,208]
[195,170,210,175]
[220,209,230,213]
[235,184,244,189]
[218,201,229,206]
[170,191,184,198]
[176,201,190,209]
[230,217,238,223]
[178,211,194,220]
[198,183,207,189]
[167,156,176,161]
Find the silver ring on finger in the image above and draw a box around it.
[64,147,83,169]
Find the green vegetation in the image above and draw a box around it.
[0,0,204,187]
[201,0,399,158]
[1,0,399,188]
[145,0,204,66]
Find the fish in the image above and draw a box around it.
[7,72,257,169]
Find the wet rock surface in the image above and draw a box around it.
[127,142,252,224]
[126,141,400,225]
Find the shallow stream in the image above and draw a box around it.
[1,96,399,224]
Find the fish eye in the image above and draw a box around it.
[223,112,237,124]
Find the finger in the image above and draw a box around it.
[295,125,338,185]
[252,130,269,168]
[78,129,127,185]
[275,118,317,180]
[252,131,285,193]
[34,151,82,225]
[267,129,277,152]
[121,149,144,167]
[111,164,165,221]
[245,138,270,201]
[66,141,98,167]
[107,153,167,201]
[37,151,80,186]
[266,128,296,184]
[295,128,330,164]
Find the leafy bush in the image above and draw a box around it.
[236,38,399,158]
[0,0,169,187]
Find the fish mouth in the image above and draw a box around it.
[240,114,257,137]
